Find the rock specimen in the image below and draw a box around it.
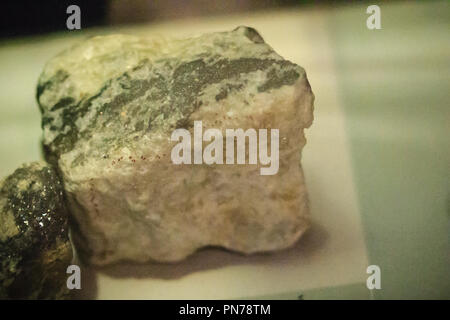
[37,26,314,265]
[0,162,72,299]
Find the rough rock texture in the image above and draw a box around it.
[37,26,314,265]
[0,162,72,299]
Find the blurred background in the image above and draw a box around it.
[1,0,394,38]
[0,0,448,299]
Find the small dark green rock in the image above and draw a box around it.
[0,162,72,299]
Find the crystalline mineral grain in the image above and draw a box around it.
[0,162,72,299]
[37,26,315,265]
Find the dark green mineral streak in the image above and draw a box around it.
[38,56,299,162]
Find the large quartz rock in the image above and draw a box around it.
[0,162,72,299]
[37,27,314,265]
